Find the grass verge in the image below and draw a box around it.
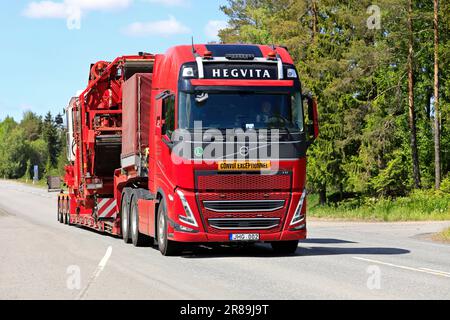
[308,190,450,222]
[15,178,49,189]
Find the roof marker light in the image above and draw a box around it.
[203,50,213,59]
[267,51,277,60]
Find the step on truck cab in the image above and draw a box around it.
[59,44,319,256]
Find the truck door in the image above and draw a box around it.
[153,92,176,185]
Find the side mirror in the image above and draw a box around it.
[305,95,319,143]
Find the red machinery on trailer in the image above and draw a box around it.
[58,44,319,256]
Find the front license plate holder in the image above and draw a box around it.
[229,234,260,241]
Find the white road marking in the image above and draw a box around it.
[419,268,450,276]
[76,246,113,300]
[353,257,450,278]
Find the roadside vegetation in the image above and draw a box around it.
[308,189,450,222]
[0,111,66,181]
[220,0,450,220]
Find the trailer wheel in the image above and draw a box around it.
[58,198,63,223]
[157,200,182,256]
[65,198,71,226]
[271,241,299,255]
[121,191,132,244]
[130,195,151,247]
[62,199,67,225]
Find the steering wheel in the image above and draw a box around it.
[268,114,290,126]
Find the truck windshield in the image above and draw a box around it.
[178,92,304,131]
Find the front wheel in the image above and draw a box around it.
[271,241,299,254]
[157,200,182,256]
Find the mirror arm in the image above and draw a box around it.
[162,136,174,151]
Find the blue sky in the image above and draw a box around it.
[0,0,228,121]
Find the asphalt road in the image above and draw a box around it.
[0,180,449,300]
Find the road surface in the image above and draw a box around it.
[0,180,449,300]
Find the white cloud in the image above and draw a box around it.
[24,1,68,18]
[23,0,133,19]
[143,0,188,7]
[66,0,132,10]
[204,20,227,41]
[124,16,191,37]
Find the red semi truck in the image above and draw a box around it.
[58,44,319,256]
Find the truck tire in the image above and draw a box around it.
[157,199,182,256]
[65,199,71,226]
[121,191,132,244]
[130,195,151,247]
[271,241,299,255]
[62,199,68,225]
[62,200,67,225]
[58,198,64,223]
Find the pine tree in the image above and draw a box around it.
[42,112,59,168]
[433,0,441,189]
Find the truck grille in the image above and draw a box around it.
[203,200,285,213]
[208,218,280,230]
[196,173,291,191]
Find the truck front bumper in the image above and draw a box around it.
[168,227,307,243]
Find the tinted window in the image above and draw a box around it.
[178,92,304,131]
[162,96,175,136]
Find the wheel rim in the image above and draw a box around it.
[62,201,66,223]
[158,210,165,247]
[66,200,70,224]
[63,200,67,224]
[131,202,138,237]
[122,201,128,236]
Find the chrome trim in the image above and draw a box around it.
[86,183,103,190]
[203,200,285,213]
[202,57,278,64]
[196,56,205,79]
[208,218,280,230]
[277,57,284,80]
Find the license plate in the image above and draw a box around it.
[230,234,260,241]
[218,161,271,171]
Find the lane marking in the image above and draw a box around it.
[76,246,113,300]
[419,268,450,276]
[353,257,450,278]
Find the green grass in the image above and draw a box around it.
[16,177,49,189]
[308,190,450,222]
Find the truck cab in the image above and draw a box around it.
[146,44,318,255]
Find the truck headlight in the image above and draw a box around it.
[176,190,199,227]
[290,190,306,225]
